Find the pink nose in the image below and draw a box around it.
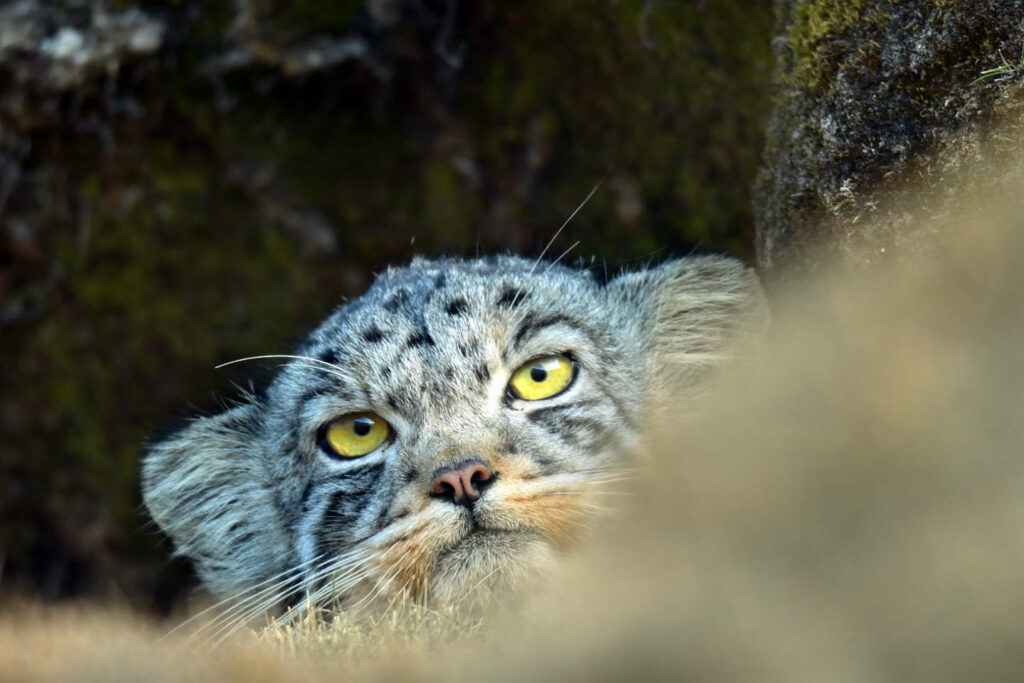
[429,459,495,506]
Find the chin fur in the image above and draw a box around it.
[428,531,556,608]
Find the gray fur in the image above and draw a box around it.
[142,254,765,610]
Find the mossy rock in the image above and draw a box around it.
[756,0,1024,276]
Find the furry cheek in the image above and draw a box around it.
[350,506,470,604]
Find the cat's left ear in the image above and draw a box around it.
[605,255,768,375]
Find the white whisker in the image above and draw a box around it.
[214,354,351,382]
[544,240,581,274]
[509,179,603,309]
[167,554,323,642]
[350,547,415,614]
[531,179,603,274]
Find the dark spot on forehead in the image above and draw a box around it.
[446,298,468,316]
[458,344,471,358]
[474,363,490,383]
[362,326,386,343]
[318,348,339,364]
[433,273,447,289]
[407,330,435,348]
[496,287,528,308]
[384,290,410,312]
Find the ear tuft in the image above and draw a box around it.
[141,403,291,598]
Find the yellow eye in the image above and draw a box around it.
[321,413,390,458]
[508,354,576,401]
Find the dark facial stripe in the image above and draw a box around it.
[497,287,528,308]
[299,479,316,513]
[372,476,407,533]
[587,372,639,430]
[527,408,611,449]
[315,461,386,492]
[313,461,387,558]
[298,376,357,408]
[512,313,581,349]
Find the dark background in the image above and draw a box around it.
[0,0,774,613]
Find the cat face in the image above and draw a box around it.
[142,255,763,612]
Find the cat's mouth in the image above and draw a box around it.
[440,510,540,558]
[356,482,594,606]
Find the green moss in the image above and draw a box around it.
[21,134,330,553]
[787,0,868,91]
[466,0,772,259]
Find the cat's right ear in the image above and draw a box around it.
[141,402,291,597]
[604,255,768,380]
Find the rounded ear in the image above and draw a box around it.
[606,256,768,386]
[141,402,292,598]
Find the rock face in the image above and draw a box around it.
[756,0,1024,276]
[0,2,773,609]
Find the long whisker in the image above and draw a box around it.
[509,179,603,309]
[288,549,375,614]
[205,550,372,649]
[544,240,581,274]
[195,559,333,647]
[214,354,351,382]
[364,549,413,608]
[469,565,504,595]
[547,490,632,496]
[350,547,415,614]
[381,559,423,616]
[299,561,376,614]
[164,554,323,642]
[531,179,603,275]
[199,549,368,648]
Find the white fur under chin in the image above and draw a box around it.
[428,532,557,607]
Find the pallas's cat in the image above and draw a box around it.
[142,255,764,614]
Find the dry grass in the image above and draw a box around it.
[4,162,1024,681]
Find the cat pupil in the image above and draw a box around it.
[530,366,548,382]
[353,418,372,436]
